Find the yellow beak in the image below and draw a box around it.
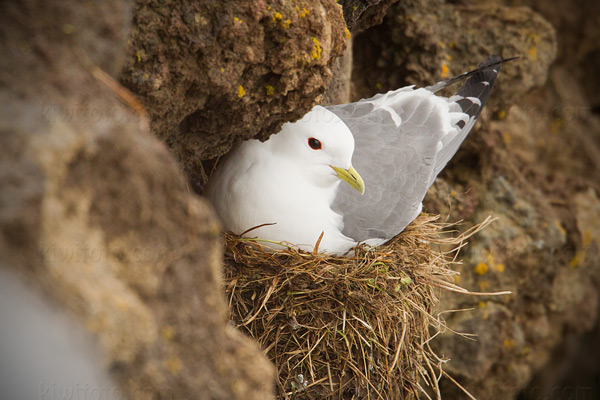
[330,165,365,195]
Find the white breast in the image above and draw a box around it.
[205,139,356,254]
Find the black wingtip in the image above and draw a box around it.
[429,55,518,93]
[479,55,519,68]
[450,55,518,120]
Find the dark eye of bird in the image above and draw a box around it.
[308,137,322,150]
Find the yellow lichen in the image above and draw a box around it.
[478,301,487,308]
[62,24,76,34]
[273,11,283,21]
[527,32,540,45]
[450,190,458,199]
[502,132,512,146]
[310,36,322,60]
[265,85,275,96]
[281,18,291,28]
[554,219,567,237]
[497,109,507,120]
[474,262,488,275]
[486,250,497,267]
[116,299,129,311]
[528,46,537,61]
[164,356,182,375]
[479,281,491,291]
[448,42,456,49]
[550,117,563,133]
[237,85,246,98]
[441,63,450,79]
[234,16,243,24]
[298,7,310,17]
[496,263,505,273]
[135,50,142,63]
[503,338,515,349]
[161,326,175,341]
[569,249,586,268]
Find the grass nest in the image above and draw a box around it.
[223,214,494,399]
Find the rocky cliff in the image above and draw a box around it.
[1,0,598,399]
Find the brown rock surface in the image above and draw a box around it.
[0,0,273,399]
[352,0,557,102]
[121,0,349,192]
[338,0,400,33]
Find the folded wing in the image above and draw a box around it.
[327,55,505,243]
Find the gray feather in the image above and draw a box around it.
[327,55,510,243]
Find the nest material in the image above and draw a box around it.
[223,215,491,399]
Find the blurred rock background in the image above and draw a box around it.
[0,1,273,399]
[1,0,598,399]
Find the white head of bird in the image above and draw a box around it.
[204,105,365,254]
[266,106,365,194]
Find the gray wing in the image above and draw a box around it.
[429,55,506,178]
[327,55,505,243]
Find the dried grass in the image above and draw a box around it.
[223,214,500,399]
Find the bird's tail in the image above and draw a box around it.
[427,55,516,182]
[427,55,517,123]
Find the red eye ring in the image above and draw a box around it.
[308,137,322,150]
